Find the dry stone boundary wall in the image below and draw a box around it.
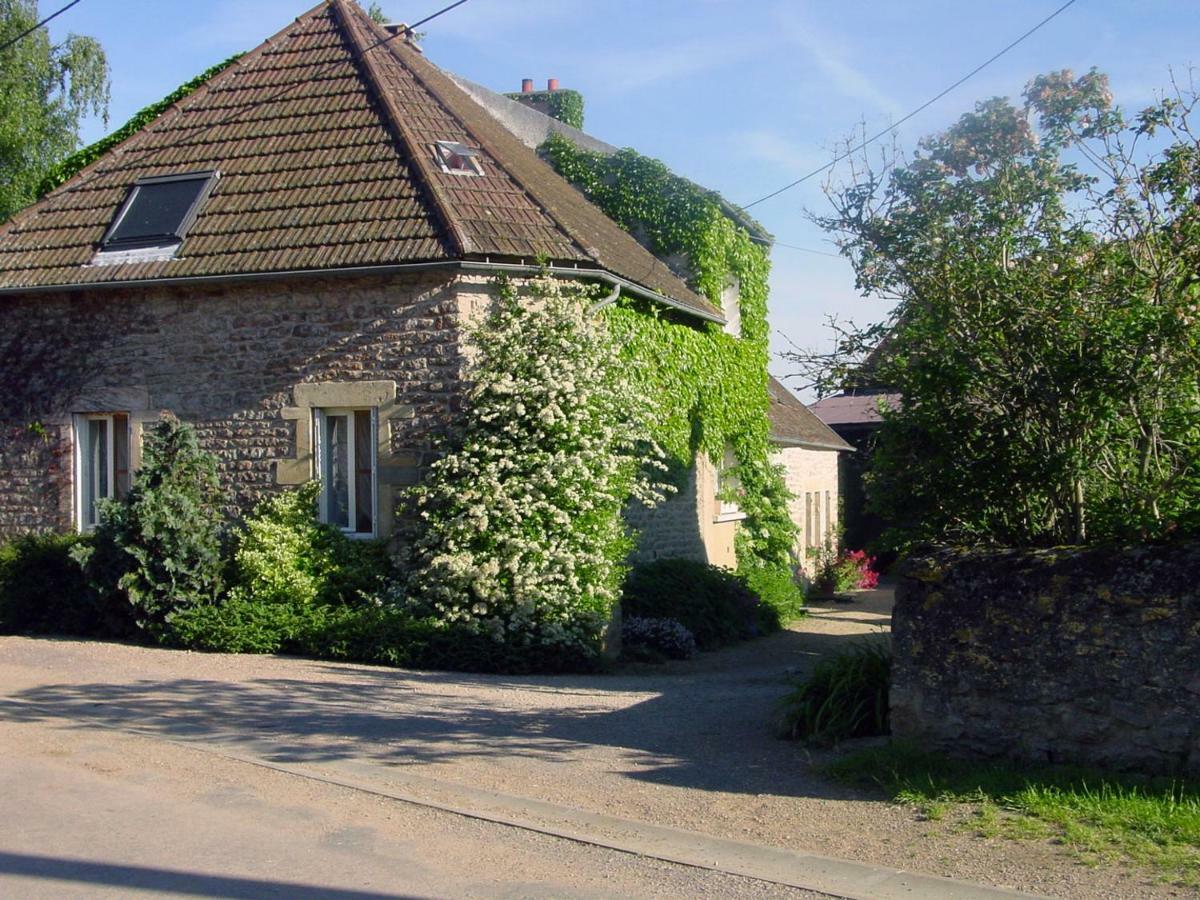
[892,541,1200,775]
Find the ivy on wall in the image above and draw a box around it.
[539,134,796,569]
[36,54,244,199]
[504,89,585,130]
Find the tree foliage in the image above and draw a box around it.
[76,415,228,631]
[0,0,108,221]
[795,69,1200,547]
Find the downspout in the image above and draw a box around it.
[589,281,621,314]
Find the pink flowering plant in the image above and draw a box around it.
[810,547,878,595]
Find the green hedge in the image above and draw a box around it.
[0,532,133,637]
[622,558,768,649]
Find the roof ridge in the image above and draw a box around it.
[331,0,466,257]
[0,1,333,242]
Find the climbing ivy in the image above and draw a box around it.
[540,134,796,569]
[505,89,585,130]
[36,53,244,199]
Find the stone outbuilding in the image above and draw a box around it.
[766,378,852,574]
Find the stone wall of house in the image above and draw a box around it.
[626,453,737,569]
[0,270,465,539]
[893,542,1200,775]
[773,444,840,574]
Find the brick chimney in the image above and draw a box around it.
[504,77,583,128]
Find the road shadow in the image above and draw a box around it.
[0,592,893,804]
[0,851,416,899]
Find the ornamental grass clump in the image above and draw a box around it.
[401,275,672,667]
[778,639,891,745]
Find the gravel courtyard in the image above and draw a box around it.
[0,587,1185,898]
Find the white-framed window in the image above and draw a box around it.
[74,413,131,531]
[314,407,377,536]
[432,140,484,176]
[715,445,746,522]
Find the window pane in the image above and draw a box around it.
[322,415,350,529]
[113,414,130,499]
[86,419,109,527]
[354,410,373,534]
[106,177,212,247]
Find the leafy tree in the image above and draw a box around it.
[0,0,108,220]
[791,69,1200,547]
[75,416,228,631]
[401,275,672,658]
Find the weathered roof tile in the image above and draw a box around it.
[0,1,719,319]
[768,377,854,451]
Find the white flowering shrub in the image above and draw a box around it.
[401,275,672,663]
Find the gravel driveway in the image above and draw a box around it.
[0,587,1184,899]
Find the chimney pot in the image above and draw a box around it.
[547,78,559,91]
[521,78,534,94]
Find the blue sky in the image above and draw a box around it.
[51,0,1200,398]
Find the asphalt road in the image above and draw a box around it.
[0,716,824,899]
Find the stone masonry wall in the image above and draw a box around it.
[626,463,706,564]
[893,542,1200,775]
[626,452,738,569]
[0,271,465,539]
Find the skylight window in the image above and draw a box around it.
[100,171,219,251]
[432,141,483,176]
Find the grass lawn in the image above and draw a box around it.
[829,742,1200,885]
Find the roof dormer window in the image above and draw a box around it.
[99,170,219,252]
[432,141,483,176]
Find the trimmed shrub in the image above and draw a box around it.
[0,532,130,636]
[165,597,599,673]
[229,483,393,608]
[740,563,805,627]
[777,640,891,745]
[622,615,697,661]
[75,415,227,632]
[621,558,763,650]
[164,597,309,654]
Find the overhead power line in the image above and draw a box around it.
[403,0,470,34]
[740,0,1079,211]
[0,0,84,55]
[764,239,842,258]
[53,0,472,181]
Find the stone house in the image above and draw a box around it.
[767,377,852,574]
[0,0,844,571]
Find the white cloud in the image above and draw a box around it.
[773,6,903,119]
[733,129,831,173]
[572,34,762,98]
